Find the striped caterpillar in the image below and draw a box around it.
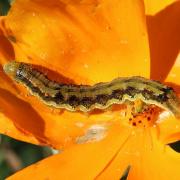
[3,61,180,117]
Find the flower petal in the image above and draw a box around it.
[144,0,177,15]
[95,128,180,180]
[0,17,15,64]
[0,88,50,145]
[156,112,180,144]
[146,0,180,83]
[6,124,132,179]
[1,0,150,83]
[166,54,180,85]
[7,125,180,180]
[0,0,150,147]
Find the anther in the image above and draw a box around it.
[132,122,136,126]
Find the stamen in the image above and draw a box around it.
[126,103,162,128]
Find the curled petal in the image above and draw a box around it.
[156,112,180,144]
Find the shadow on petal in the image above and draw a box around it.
[0,17,15,63]
[0,35,15,63]
[147,1,180,81]
[0,88,48,145]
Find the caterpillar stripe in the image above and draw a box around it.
[3,61,180,117]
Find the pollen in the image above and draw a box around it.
[127,104,161,128]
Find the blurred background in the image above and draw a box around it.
[0,135,53,179]
[0,0,179,179]
[0,0,11,16]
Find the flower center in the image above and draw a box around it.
[125,100,161,128]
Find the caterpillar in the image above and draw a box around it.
[3,61,180,117]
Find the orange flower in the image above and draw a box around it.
[0,0,180,179]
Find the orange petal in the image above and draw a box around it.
[0,110,41,145]
[144,0,177,15]
[1,0,150,83]
[7,124,180,180]
[96,128,180,180]
[128,133,180,180]
[7,124,132,179]
[0,88,49,145]
[0,0,150,147]
[0,17,15,64]
[165,54,180,85]
[156,112,180,144]
[146,0,180,83]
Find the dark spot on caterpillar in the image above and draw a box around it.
[31,86,41,94]
[125,86,138,98]
[96,94,109,105]
[157,93,168,102]
[111,89,124,99]
[67,95,80,107]
[162,87,174,93]
[81,97,94,108]
[54,92,64,104]
[141,89,154,100]
[22,78,46,99]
